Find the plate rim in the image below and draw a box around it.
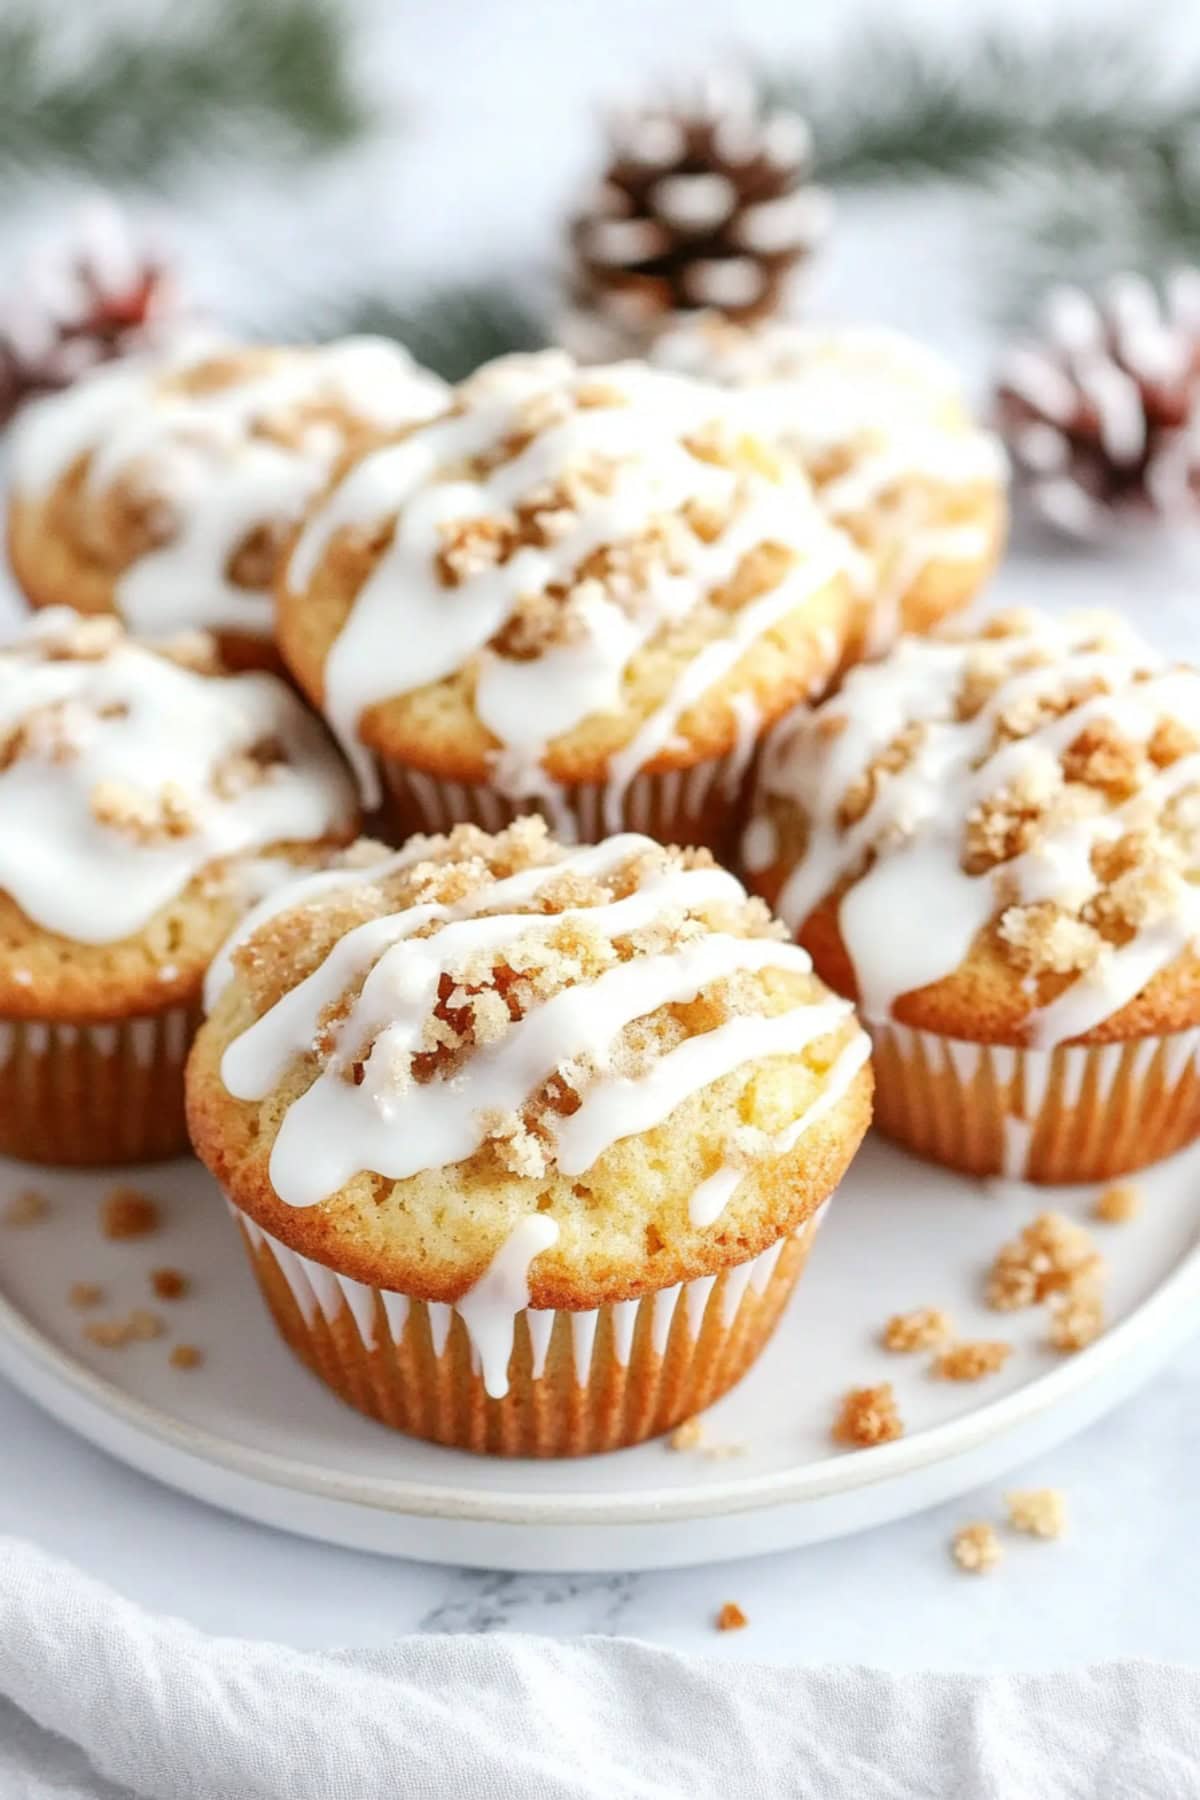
[1,1223,1197,1529]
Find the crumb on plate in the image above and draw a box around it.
[169,1343,204,1370]
[3,1188,48,1227]
[716,1601,748,1632]
[833,1383,904,1448]
[101,1186,160,1240]
[882,1306,954,1353]
[150,1267,189,1301]
[1092,1182,1142,1225]
[1006,1488,1067,1539]
[952,1522,1003,1574]
[932,1339,1012,1382]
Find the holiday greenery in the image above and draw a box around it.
[0,0,368,181]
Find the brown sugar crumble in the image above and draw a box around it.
[882,1306,954,1353]
[84,1308,164,1349]
[985,1212,1103,1312]
[1048,1286,1105,1353]
[169,1343,204,1370]
[833,1383,904,1448]
[1092,1182,1142,1225]
[2,1188,48,1227]
[932,1339,1012,1383]
[952,1522,1003,1574]
[1006,1488,1068,1539]
[666,1416,744,1460]
[716,1601,749,1632]
[150,1267,189,1301]
[68,1282,104,1310]
[101,1186,161,1240]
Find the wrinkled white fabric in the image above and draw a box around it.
[1,1538,1197,1800]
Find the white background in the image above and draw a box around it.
[2,0,1200,1666]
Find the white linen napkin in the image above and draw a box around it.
[1,1537,1197,1800]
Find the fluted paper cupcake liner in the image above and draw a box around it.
[374,739,759,858]
[0,1003,200,1165]
[869,1019,1200,1184]
[228,1201,824,1458]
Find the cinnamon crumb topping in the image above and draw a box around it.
[985,1212,1103,1312]
[932,1339,1012,1382]
[833,1383,904,1448]
[1092,1181,1142,1224]
[3,1188,48,1227]
[952,1522,1003,1574]
[91,778,199,843]
[101,1187,161,1240]
[1006,1488,1067,1538]
[150,1267,189,1301]
[881,1306,954,1352]
[84,1308,164,1348]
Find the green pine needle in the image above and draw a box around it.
[0,0,369,181]
[767,22,1200,190]
[320,284,550,382]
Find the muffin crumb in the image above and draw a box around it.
[669,1417,705,1451]
[716,1601,748,1632]
[833,1383,904,1448]
[84,1308,165,1349]
[952,1522,1003,1574]
[68,1281,104,1310]
[101,1187,161,1240]
[933,1339,1012,1382]
[170,1343,205,1370]
[882,1306,954,1352]
[3,1188,48,1227]
[150,1267,189,1301]
[1048,1286,1105,1352]
[1092,1182,1142,1224]
[1006,1488,1067,1539]
[985,1212,1102,1311]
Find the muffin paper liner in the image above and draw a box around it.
[0,1003,200,1165]
[227,1200,826,1458]
[374,739,759,858]
[869,1019,1200,1184]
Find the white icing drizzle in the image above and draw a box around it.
[12,336,447,638]
[0,611,356,944]
[455,1215,560,1399]
[651,319,1006,511]
[285,350,850,810]
[757,611,1200,1049]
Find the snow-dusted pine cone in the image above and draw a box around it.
[0,198,188,426]
[996,272,1200,538]
[563,74,830,361]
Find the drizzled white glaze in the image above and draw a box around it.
[11,336,448,639]
[219,832,865,1225]
[651,318,1006,649]
[756,610,1200,1049]
[285,350,850,811]
[0,611,356,944]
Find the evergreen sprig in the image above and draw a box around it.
[767,22,1200,190]
[323,284,550,382]
[0,0,369,182]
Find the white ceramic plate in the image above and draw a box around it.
[0,1136,1196,1572]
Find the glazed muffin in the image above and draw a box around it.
[745,608,1200,1183]
[276,349,856,855]
[187,817,872,1456]
[8,336,447,670]
[651,318,1008,660]
[0,609,357,1164]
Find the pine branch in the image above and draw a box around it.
[319,284,549,382]
[0,0,369,182]
[766,22,1200,189]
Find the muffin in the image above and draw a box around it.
[651,317,1008,660]
[7,336,448,670]
[187,818,872,1456]
[745,608,1200,1183]
[276,348,856,855]
[0,608,357,1164]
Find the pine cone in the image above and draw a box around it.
[565,75,830,359]
[0,198,187,426]
[996,273,1200,537]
